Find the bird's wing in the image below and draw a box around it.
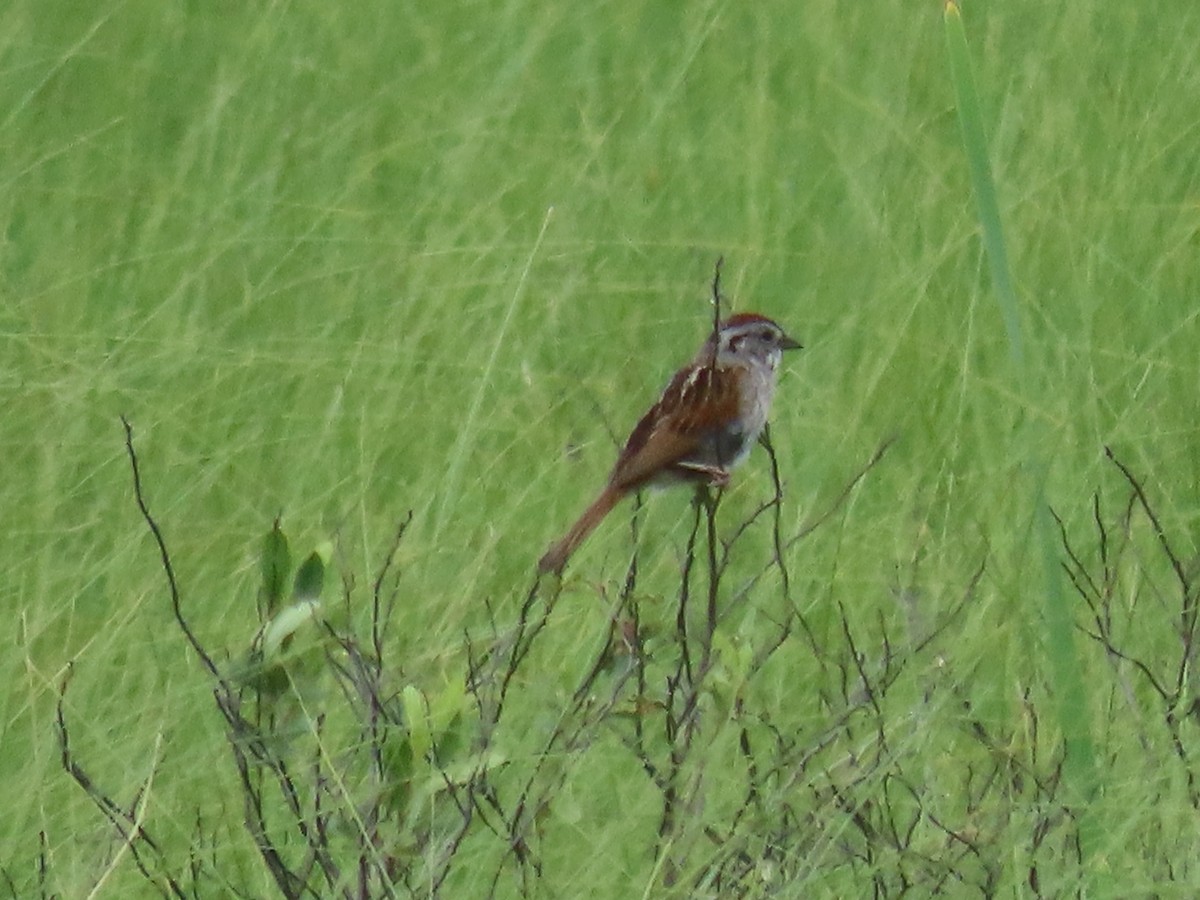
[610,363,740,490]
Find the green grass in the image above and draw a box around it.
[4,0,1200,895]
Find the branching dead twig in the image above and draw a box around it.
[709,255,725,349]
[56,665,186,900]
[1055,449,1200,810]
[761,424,793,600]
[1105,447,1200,706]
[120,416,221,682]
[787,434,898,551]
[95,396,989,900]
[120,418,349,899]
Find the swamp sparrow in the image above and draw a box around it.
[538,312,801,574]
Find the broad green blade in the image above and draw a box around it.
[259,519,291,616]
[943,0,1099,868]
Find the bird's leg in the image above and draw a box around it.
[675,462,730,489]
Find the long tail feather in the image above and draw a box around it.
[537,485,624,574]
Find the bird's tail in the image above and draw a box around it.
[537,485,624,574]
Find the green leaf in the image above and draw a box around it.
[292,551,325,603]
[381,736,415,814]
[259,519,291,616]
[433,711,465,763]
[428,674,469,737]
[261,598,321,660]
[429,749,507,791]
[232,648,290,697]
[401,685,431,762]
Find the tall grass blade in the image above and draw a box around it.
[942,0,1100,868]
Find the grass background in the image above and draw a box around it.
[3,0,1200,895]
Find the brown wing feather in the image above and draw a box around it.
[609,364,740,490]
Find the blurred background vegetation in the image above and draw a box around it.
[3,0,1199,895]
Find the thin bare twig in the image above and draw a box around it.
[120,416,221,681]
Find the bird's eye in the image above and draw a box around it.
[760,328,775,342]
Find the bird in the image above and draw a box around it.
[538,312,801,574]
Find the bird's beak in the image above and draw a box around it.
[780,333,803,351]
